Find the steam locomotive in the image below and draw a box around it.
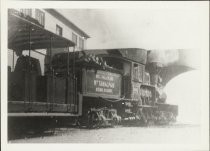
[8,10,178,130]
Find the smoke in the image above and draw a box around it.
[164,70,201,124]
[147,49,200,69]
[58,7,208,52]
[57,9,115,48]
[178,49,201,69]
[57,9,204,69]
[147,49,179,66]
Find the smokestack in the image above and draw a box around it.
[146,49,179,86]
[146,62,163,86]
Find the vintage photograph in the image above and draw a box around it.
[2,2,209,150]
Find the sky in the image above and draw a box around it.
[57,3,208,51]
[57,3,208,70]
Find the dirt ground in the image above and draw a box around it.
[9,123,201,144]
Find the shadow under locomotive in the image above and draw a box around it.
[7,9,178,140]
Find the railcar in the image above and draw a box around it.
[8,10,81,133]
[8,10,178,131]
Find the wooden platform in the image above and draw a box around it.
[8,101,79,117]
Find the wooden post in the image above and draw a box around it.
[28,25,31,103]
[66,47,70,108]
[50,35,54,111]
[12,50,15,71]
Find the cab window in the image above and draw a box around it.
[133,63,144,82]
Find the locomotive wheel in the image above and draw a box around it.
[75,117,83,128]
[147,119,155,126]
[76,115,90,128]
[110,117,118,126]
[113,117,118,125]
[156,111,169,125]
[139,108,155,126]
[136,108,146,125]
[141,111,148,126]
[87,111,100,129]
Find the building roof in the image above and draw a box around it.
[45,9,90,39]
[8,10,75,50]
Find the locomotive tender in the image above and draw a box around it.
[8,9,178,129]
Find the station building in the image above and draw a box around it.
[8,9,90,74]
[14,8,90,50]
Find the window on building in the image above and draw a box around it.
[72,33,77,46]
[35,9,45,26]
[20,9,32,17]
[79,37,84,49]
[56,25,63,36]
